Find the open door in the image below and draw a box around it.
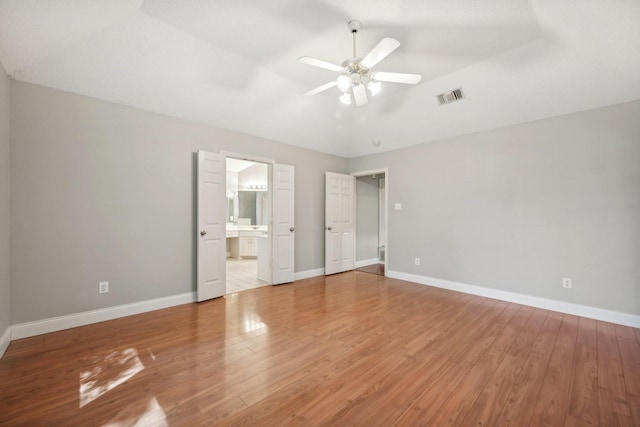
[272,164,295,284]
[379,178,386,264]
[325,172,355,275]
[197,150,226,301]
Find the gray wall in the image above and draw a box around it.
[350,101,640,315]
[356,175,380,262]
[0,63,10,339]
[10,81,348,324]
[7,78,639,326]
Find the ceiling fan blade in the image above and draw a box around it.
[353,84,369,106]
[359,38,401,69]
[303,80,338,96]
[298,56,344,73]
[373,72,422,84]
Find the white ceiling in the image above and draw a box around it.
[1,0,638,158]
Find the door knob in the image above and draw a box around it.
[290,227,295,232]
[326,226,332,231]
[200,230,207,236]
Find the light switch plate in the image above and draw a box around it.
[99,281,109,294]
[394,203,402,211]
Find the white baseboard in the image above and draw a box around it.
[355,258,380,268]
[295,268,325,281]
[387,270,640,328]
[11,292,196,340]
[8,270,635,352]
[0,326,10,358]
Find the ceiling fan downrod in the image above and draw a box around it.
[348,20,362,59]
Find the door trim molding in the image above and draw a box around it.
[0,327,10,359]
[221,151,275,166]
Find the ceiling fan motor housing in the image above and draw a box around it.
[338,62,372,93]
[348,20,362,33]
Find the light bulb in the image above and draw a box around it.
[337,75,350,92]
[369,81,381,96]
[339,93,352,105]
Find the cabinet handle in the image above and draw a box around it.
[290,227,295,232]
[200,230,207,236]
[326,226,332,231]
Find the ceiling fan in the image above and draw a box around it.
[298,20,422,106]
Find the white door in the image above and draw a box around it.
[272,164,295,284]
[379,178,386,249]
[197,150,226,301]
[325,172,355,275]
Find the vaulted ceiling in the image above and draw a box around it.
[1,0,639,158]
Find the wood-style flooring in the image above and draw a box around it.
[355,263,385,276]
[1,272,639,426]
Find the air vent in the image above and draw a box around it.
[437,88,465,105]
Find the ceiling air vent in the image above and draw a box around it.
[437,88,465,106]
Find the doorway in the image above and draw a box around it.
[197,150,294,301]
[225,157,270,293]
[353,169,388,276]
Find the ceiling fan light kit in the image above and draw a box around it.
[299,20,422,107]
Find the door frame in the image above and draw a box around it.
[351,167,389,277]
[378,178,386,264]
[222,151,275,286]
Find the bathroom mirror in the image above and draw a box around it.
[228,191,269,225]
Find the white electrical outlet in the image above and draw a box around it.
[99,281,109,294]
[562,278,572,289]
[415,258,420,266]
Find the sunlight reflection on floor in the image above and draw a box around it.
[104,397,168,427]
[243,315,267,333]
[79,348,144,408]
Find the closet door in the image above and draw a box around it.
[197,150,226,301]
[272,164,295,284]
[325,172,355,275]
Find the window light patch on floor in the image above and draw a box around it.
[79,348,144,408]
[243,314,267,333]
[104,397,168,427]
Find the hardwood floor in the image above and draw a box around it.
[1,272,639,426]
[355,263,385,276]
